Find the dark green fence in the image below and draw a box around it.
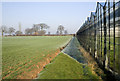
[76,0,120,77]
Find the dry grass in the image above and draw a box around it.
[79,45,106,80]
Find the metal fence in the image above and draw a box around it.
[76,0,120,77]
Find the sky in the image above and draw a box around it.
[2,2,97,34]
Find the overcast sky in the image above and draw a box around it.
[2,2,97,34]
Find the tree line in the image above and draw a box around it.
[0,23,68,36]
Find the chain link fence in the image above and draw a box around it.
[76,0,120,78]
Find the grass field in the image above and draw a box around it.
[98,37,120,72]
[38,53,99,79]
[2,36,72,79]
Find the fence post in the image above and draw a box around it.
[118,1,120,76]
[113,1,116,73]
[100,5,103,63]
[94,15,96,57]
[108,0,110,69]
[97,4,100,59]
[103,5,107,68]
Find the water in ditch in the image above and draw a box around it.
[62,37,87,64]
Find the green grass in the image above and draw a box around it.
[38,53,99,79]
[97,37,120,72]
[2,36,72,79]
[79,35,120,72]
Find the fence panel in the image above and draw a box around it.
[76,0,120,78]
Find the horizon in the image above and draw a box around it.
[2,2,97,34]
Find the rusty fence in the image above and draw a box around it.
[76,0,120,78]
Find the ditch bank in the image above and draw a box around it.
[35,37,102,79]
[62,37,86,64]
[29,37,72,79]
[62,37,106,79]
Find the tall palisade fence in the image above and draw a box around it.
[76,0,120,78]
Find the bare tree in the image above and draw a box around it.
[57,25,64,35]
[25,23,49,35]
[15,31,22,35]
[37,23,49,30]
[48,32,50,35]
[8,27,15,35]
[64,30,68,35]
[25,28,33,35]
[25,28,30,35]
[38,30,46,35]
[32,24,39,35]
[33,23,49,35]
[0,25,8,36]
[56,30,59,35]
[30,28,34,35]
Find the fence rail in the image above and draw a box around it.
[76,0,120,78]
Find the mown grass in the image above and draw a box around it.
[38,53,99,79]
[2,36,72,79]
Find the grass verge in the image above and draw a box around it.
[37,53,99,79]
